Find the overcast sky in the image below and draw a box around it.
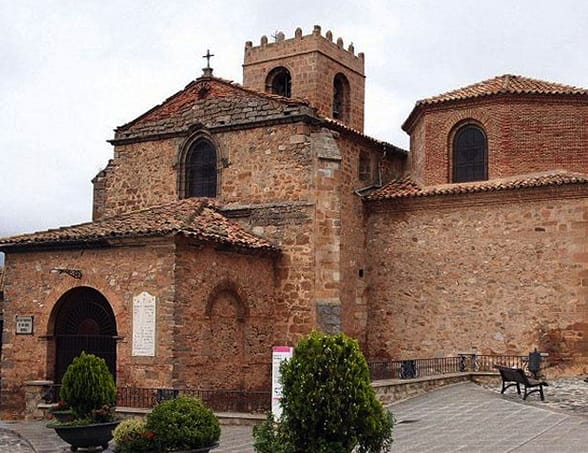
[1,0,588,242]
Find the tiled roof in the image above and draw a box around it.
[0,199,278,254]
[403,74,588,132]
[113,77,315,142]
[417,74,588,106]
[321,117,407,155]
[112,76,404,154]
[366,170,588,201]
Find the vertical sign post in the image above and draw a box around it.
[271,346,293,420]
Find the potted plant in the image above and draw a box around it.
[113,418,157,452]
[47,351,119,451]
[145,395,220,452]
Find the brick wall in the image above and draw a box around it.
[408,97,588,185]
[173,240,276,390]
[243,26,365,131]
[0,240,176,418]
[366,186,588,369]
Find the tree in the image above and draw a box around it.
[254,331,393,453]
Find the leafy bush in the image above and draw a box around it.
[146,396,220,451]
[59,351,117,422]
[113,418,156,453]
[252,412,290,453]
[254,331,393,453]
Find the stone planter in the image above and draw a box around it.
[50,421,119,451]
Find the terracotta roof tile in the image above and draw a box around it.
[112,76,406,154]
[114,77,315,141]
[403,74,588,132]
[366,170,588,201]
[0,199,279,254]
[321,117,407,155]
[418,74,588,106]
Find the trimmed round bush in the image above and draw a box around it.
[146,396,220,451]
[59,351,116,420]
[278,331,394,453]
[113,418,155,453]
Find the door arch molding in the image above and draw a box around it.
[49,286,117,383]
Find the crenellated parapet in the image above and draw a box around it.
[244,25,365,75]
[243,25,366,131]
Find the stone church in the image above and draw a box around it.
[1,25,587,417]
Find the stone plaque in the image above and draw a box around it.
[16,315,34,335]
[132,292,156,356]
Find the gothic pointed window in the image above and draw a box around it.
[333,73,350,122]
[186,140,217,197]
[266,67,292,97]
[453,125,487,183]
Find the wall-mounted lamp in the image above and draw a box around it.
[50,268,82,279]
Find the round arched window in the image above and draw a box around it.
[333,73,350,121]
[266,67,292,97]
[186,140,217,197]
[453,125,487,182]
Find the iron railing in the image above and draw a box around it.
[42,384,270,413]
[368,354,532,380]
[116,387,271,413]
[40,354,541,412]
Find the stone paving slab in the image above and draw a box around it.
[0,420,254,453]
[2,380,587,452]
[390,382,587,452]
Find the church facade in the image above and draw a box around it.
[1,25,587,417]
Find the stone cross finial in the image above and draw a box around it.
[202,49,214,77]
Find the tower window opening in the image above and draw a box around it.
[333,73,350,122]
[266,67,292,97]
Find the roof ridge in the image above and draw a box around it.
[501,74,511,92]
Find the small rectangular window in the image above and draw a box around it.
[359,152,371,182]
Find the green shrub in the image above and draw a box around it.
[59,351,117,421]
[113,418,156,453]
[146,396,220,451]
[255,331,393,453]
[252,412,291,453]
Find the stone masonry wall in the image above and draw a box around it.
[243,26,365,131]
[94,123,314,219]
[0,240,176,418]
[409,97,588,185]
[223,202,316,346]
[336,136,405,348]
[173,241,276,390]
[366,186,588,369]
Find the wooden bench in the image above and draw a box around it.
[495,365,549,401]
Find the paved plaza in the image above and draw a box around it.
[1,379,586,452]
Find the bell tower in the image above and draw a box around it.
[243,25,366,132]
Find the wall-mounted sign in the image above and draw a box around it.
[271,345,293,420]
[15,315,34,335]
[132,292,156,356]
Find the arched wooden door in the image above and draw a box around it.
[53,287,117,383]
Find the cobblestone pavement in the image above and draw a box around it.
[1,378,586,452]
